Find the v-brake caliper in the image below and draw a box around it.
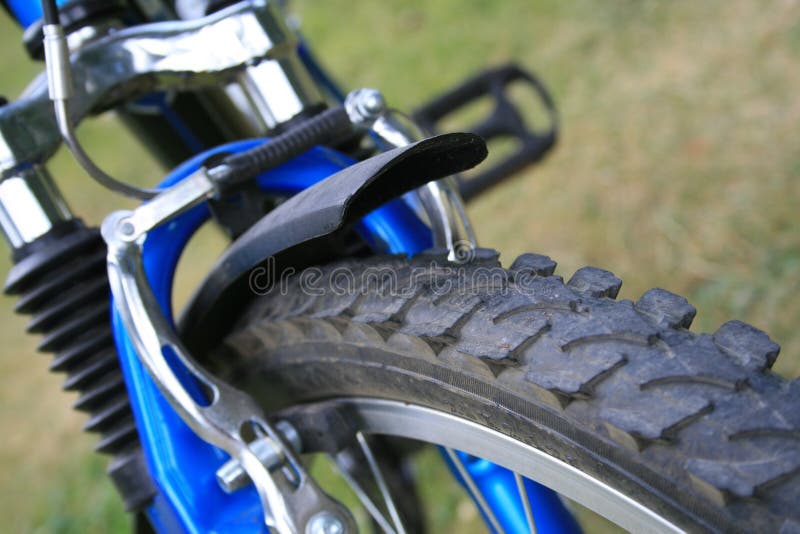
[102,167,358,534]
[102,89,482,532]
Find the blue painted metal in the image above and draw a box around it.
[112,141,263,534]
[131,93,207,155]
[4,0,67,28]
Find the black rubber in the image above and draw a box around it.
[4,221,155,512]
[219,106,353,189]
[209,250,800,533]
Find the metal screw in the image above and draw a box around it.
[305,512,345,534]
[215,420,302,492]
[359,88,385,116]
[344,88,386,126]
[119,219,135,237]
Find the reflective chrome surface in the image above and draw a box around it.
[65,22,121,52]
[344,88,477,259]
[235,56,324,132]
[102,184,354,532]
[301,398,685,534]
[0,165,72,249]
[370,110,477,260]
[344,88,386,125]
[0,0,303,174]
[114,168,218,238]
[216,420,302,493]
[42,25,73,101]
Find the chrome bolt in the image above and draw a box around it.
[306,511,346,534]
[119,220,135,237]
[215,420,302,493]
[344,88,387,126]
[359,89,385,115]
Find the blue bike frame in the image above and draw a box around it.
[5,2,580,532]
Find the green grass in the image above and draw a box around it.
[0,0,798,531]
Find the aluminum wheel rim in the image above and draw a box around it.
[293,397,684,533]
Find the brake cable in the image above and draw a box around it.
[40,0,159,200]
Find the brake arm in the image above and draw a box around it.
[103,178,356,534]
[102,133,486,532]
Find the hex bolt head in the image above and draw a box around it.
[359,88,386,116]
[305,511,345,534]
[344,88,387,126]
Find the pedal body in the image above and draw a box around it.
[413,63,558,200]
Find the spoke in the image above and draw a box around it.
[330,453,398,534]
[444,447,506,534]
[514,472,537,534]
[356,432,407,534]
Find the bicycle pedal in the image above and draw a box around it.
[413,63,558,201]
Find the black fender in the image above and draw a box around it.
[179,132,487,352]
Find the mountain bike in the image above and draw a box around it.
[0,0,797,532]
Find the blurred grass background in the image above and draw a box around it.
[0,0,798,532]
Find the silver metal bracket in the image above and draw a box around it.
[345,89,477,261]
[0,0,308,176]
[97,86,477,533]
[101,177,354,534]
